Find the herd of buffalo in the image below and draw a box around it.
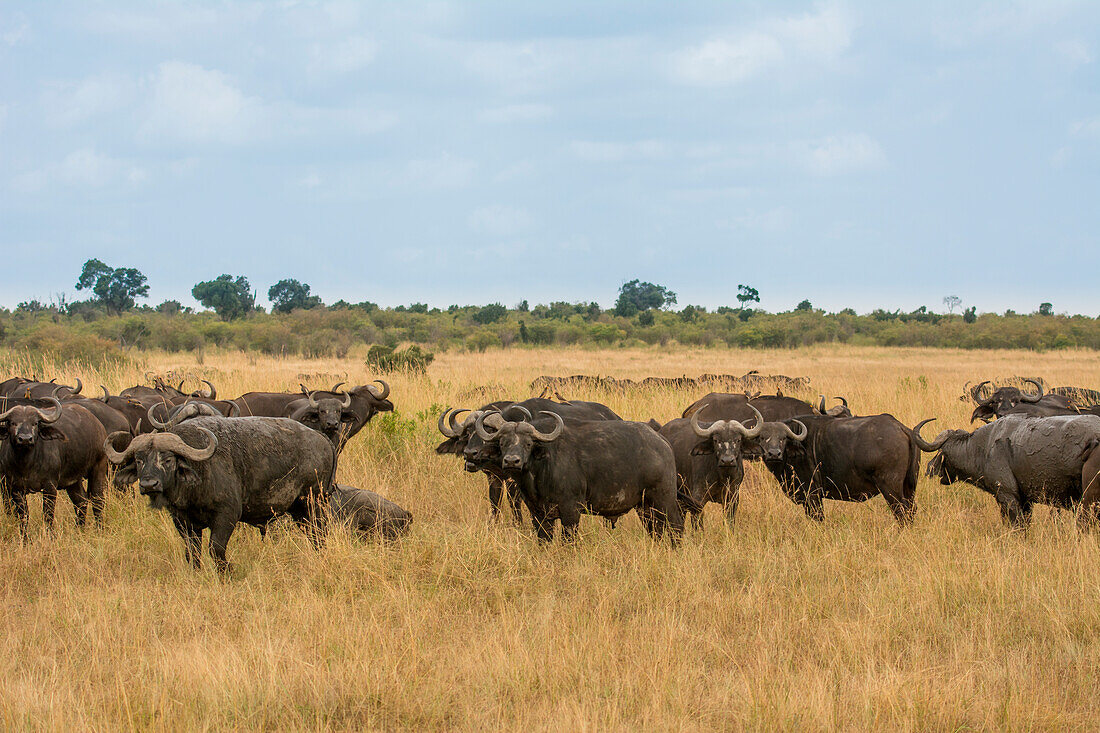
[3,373,1100,570]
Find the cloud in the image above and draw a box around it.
[1,11,29,46]
[1070,115,1100,138]
[479,103,553,124]
[670,3,853,86]
[141,61,260,144]
[793,134,884,175]
[300,172,322,188]
[1054,39,1092,66]
[405,153,475,189]
[569,140,669,162]
[468,205,532,236]
[11,148,147,192]
[42,74,133,128]
[308,36,377,74]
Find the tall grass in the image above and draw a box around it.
[1,345,1099,730]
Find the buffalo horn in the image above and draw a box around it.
[200,379,216,399]
[36,397,63,423]
[1020,378,1044,403]
[911,418,951,451]
[783,419,808,441]
[331,381,346,394]
[474,411,503,441]
[366,379,390,400]
[690,406,716,438]
[340,391,352,409]
[531,411,564,442]
[147,404,170,431]
[735,404,764,438]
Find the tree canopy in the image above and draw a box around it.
[614,279,677,317]
[74,258,149,314]
[192,275,256,321]
[268,279,322,314]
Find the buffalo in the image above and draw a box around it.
[969,379,1076,422]
[916,415,1100,530]
[285,389,356,452]
[682,391,852,421]
[762,413,927,524]
[105,415,336,571]
[474,412,683,544]
[0,397,108,535]
[236,380,393,442]
[659,404,769,529]
[328,485,412,540]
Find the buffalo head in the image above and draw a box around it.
[290,389,354,436]
[0,397,65,448]
[105,428,217,508]
[475,410,564,470]
[969,379,1043,423]
[746,418,808,461]
[689,404,764,468]
[815,395,853,417]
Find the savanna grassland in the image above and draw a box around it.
[2,345,1100,731]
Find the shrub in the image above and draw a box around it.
[367,344,435,373]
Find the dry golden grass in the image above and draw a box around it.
[2,344,1100,730]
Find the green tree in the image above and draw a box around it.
[1039,302,1053,316]
[192,274,256,321]
[796,299,812,311]
[614,279,677,317]
[963,306,977,324]
[268,279,322,314]
[943,295,961,313]
[74,258,149,314]
[472,303,508,324]
[736,284,760,310]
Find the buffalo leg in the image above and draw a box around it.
[207,514,237,573]
[86,460,108,527]
[650,494,684,547]
[882,488,916,526]
[723,482,741,526]
[11,492,29,538]
[558,504,581,543]
[530,507,556,543]
[41,487,58,532]
[802,495,825,522]
[1078,443,1100,532]
[172,514,202,569]
[487,476,505,520]
[506,481,526,525]
[63,483,89,527]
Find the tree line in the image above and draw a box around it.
[1,259,1093,364]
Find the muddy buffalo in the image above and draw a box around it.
[968,379,1076,423]
[105,416,336,571]
[916,414,1100,530]
[328,485,412,540]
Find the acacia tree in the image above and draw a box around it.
[74,258,149,314]
[268,279,322,314]
[192,275,256,321]
[736,284,760,310]
[614,279,677,317]
[943,295,962,313]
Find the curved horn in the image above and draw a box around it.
[104,431,141,464]
[1020,378,1043,403]
[735,404,764,438]
[834,396,848,407]
[782,419,808,442]
[911,418,951,451]
[307,390,320,408]
[475,411,504,442]
[531,411,565,442]
[99,385,111,402]
[817,395,827,414]
[503,404,533,421]
[200,379,216,399]
[690,406,716,438]
[438,408,461,437]
[147,403,169,431]
[340,391,352,409]
[227,400,240,418]
[159,428,218,462]
[35,397,63,423]
[970,381,990,403]
[366,379,390,400]
[331,381,346,394]
[0,404,19,422]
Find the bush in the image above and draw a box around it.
[472,303,508,324]
[367,344,435,373]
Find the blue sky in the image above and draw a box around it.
[1,1,1098,314]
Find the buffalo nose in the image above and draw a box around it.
[14,434,34,445]
[502,455,522,468]
[718,457,737,467]
[138,478,160,494]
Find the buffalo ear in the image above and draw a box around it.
[435,438,458,455]
[112,464,138,490]
[40,425,68,442]
[690,441,713,456]
[175,459,198,483]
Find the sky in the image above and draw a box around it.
[1,1,1098,314]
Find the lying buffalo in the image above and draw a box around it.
[916,415,1100,530]
[659,404,769,529]
[763,413,928,524]
[0,397,108,535]
[106,416,336,571]
[475,412,683,544]
[328,485,412,540]
[968,379,1076,422]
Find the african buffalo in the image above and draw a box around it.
[328,485,412,540]
[236,380,392,441]
[95,387,173,435]
[659,404,767,529]
[285,389,355,451]
[916,415,1100,530]
[969,379,1076,422]
[475,412,683,544]
[762,413,926,524]
[105,415,336,571]
[0,397,108,535]
[682,392,851,421]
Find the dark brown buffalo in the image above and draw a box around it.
[236,380,392,441]
[3,378,83,400]
[969,379,1076,422]
[0,397,108,535]
[95,387,173,435]
[659,404,770,529]
[916,415,1100,530]
[284,390,355,452]
[762,413,926,524]
[166,393,240,418]
[106,415,335,571]
[475,412,683,544]
[683,391,851,421]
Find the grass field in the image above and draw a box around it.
[2,345,1099,730]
